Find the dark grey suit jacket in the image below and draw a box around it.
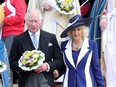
[9,30,64,87]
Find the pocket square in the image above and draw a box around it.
[48,43,53,46]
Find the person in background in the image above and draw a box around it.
[1,0,27,56]
[0,40,12,87]
[100,0,116,87]
[9,8,64,87]
[89,0,107,62]
[1,0,27,84]
[54,14,104,87]
[0,0,13,87]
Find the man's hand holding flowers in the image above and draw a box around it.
[34,63,49,73]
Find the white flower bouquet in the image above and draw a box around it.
[18,50,45,71]
[55,0,76,15]
[0,60,7,73]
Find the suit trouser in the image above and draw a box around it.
[25,72,50,87]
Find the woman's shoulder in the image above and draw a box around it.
[61,40,69,51]
[84,38,95,43]
[84,38,96,47]
[61,40,68,46]
[87,38,97,48]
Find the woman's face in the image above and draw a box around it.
[70,26,83,41]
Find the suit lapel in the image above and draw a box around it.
[38,30,49,54]
[76,38,89,67]
[21,30,35,51]
[65,39,76,68]
[64,38,89,69]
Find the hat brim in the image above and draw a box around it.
[60,17,92,38]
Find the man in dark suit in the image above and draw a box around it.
[9,8,64,87]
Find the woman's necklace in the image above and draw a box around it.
[72,40,83,51]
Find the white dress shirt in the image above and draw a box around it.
[28,30,40,50]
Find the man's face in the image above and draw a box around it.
[26,12,42,33]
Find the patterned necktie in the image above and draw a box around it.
[32,34,38,49]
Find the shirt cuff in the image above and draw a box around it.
[45,63,50,72]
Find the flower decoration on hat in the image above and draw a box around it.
[18,50,45,71]
[55,0,76,15]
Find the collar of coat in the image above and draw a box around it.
[64,38,89,68]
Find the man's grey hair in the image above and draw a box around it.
[25,8,43,22]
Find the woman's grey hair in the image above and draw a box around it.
[68,25,89,39]
[82,26,89,38]
[25,8,43,22]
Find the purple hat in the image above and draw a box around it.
[60,14,92,38]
